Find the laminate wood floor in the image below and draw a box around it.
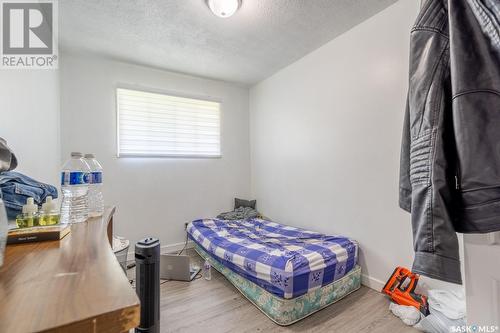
[128,249,418,333]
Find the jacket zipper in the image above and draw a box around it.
[455,162,461,191]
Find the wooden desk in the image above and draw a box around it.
[0,207,140,333]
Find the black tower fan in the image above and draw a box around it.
[135,237,160,333]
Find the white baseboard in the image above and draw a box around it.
[127,240,194,259]
[361,273,385,292]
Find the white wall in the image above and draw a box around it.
[60,53,250,249]
[0,71,60,187]
[250,0,422,289]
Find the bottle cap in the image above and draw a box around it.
[22,197,38,215]
[71,152,83,158]
[41,196,58,213]
[84,153,95,159]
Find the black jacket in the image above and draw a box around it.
[400,0,500,284]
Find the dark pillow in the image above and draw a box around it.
[234,198,256,209]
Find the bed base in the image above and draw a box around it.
[194,244,361,326]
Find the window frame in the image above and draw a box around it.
[115,85,223,159]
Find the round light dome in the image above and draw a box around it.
[207,0,241,18]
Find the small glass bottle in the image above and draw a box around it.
[15,197,39,228]
[38,196,60,226]
[203,259,212,281]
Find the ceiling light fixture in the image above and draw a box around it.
[206,0,241,18]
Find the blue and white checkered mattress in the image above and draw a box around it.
[187,218,358,299]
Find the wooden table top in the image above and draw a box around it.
[0,207,140,333]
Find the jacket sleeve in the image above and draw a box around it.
[402,0,462,284]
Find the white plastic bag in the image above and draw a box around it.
[389,302,422,326]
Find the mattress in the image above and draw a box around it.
[187,218,358,299]
[194,244,362,326]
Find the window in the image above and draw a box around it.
[117,88,221,157]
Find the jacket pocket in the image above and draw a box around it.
[409,131,432,186]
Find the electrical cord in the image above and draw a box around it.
[129,279,171,290]
[177,229,189,255]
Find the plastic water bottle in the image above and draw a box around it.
[60,152,90,223]
[84,153,104,217]
[203,260,212,280]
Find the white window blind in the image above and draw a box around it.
[117,88,221,157]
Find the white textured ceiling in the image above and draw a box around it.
[60,0,397,85]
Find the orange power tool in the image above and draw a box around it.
[382,266,429,315]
